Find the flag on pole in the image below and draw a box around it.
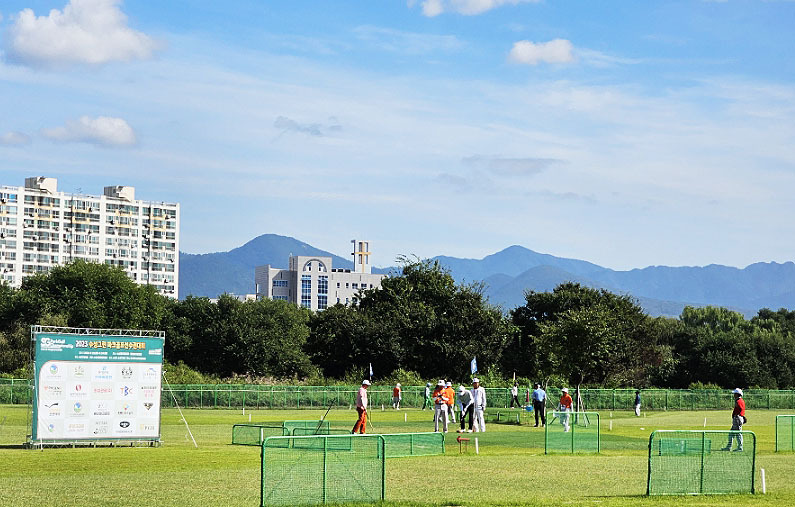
[369,363,374,380]
[470,357,478,375]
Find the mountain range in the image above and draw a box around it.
[178,234,795,317]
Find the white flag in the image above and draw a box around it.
[471,357,478,375]
[369,363,373,379]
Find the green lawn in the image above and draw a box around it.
[1,405,794,506]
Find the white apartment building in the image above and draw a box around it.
[255,240,386,310]
[0,177,179,297]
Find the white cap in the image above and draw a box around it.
[458,385,465,392]
[446,382,452,387]
[396,383,401,387]
[362,380,371,385]
[472,378,480,383]
[561,388,568,393]
[437,380,445,386]
[733,388,743,396]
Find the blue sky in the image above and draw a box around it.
[1,0,793,270]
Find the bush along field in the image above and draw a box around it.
[2,406,795,506]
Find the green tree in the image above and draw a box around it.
[512,283,661,387]
[307,259,514,379]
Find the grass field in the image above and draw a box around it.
[1,405,794,506]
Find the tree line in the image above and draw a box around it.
[2,259,795,389]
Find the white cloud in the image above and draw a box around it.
[0,131,31,146]
[3,0,157,68]
[508,39,574,65]
[41,116,136,147]
[416,0,539,17]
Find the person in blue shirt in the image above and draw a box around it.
[532,383,547,427]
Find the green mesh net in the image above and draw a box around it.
[378,432,445,458]
[261,434,385,506]
[544,411,600,454]
[647,430,756,495]
[282,420,331,435]
[232,423,286,446]
[776,415,795,452]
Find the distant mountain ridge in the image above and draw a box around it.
[179,234,795,317]
[179,234,389,299]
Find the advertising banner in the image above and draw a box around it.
[31,331,164,443]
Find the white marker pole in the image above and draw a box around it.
[704,417,707,428]
[475,437,479,455]
[609,420,613,431]
[761,468,766,494]
[249,414,252,422]
[404,413,407,422]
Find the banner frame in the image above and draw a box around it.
[28,325,165,448]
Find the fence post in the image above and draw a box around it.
[768,391,771,410]
[612,389,616,411]
[322,436,328,504]
[699,432,706,494]
[9,379,13,405]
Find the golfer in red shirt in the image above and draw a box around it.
[722,388,746,451]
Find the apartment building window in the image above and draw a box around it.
[352,283,358,289]
[274,295,288,301]
[301,275,311,308]
[317,295,328,310]
[273,280,288,288]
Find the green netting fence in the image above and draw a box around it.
[6,379,795,411]
[776,415,795,452]
[378,432,445,458]
[232,423,287,446]
[261,434,385,506]
[232,420,331,445]
[545,411,600,454]
[283,420,331,435]
[647,430,756,495]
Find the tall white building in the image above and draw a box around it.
[255,239,386,310]
[0,177,179,297]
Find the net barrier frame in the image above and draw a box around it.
[260,434,386,506]
[232,423,287,446]
[544,411,600,454]
[232,420,331,445]
[646,430,757,496]
[776,415,795,452]
[376,432,445,458]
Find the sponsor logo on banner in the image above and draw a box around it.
[68,382,88,399]
[71,365,86,379]
[142,366,160,381]
[42,362,65,381]
[92,401,111,417]
[119,385,135,398]
[48,423,56,433]
[148,348,162,356]
[44,402,62,418]
[66,422,86,435]
[71,401,85,416]
[143,402,154,411]
[93,365,113,381]
[120,366,134,379]
[116,402,134,417]
[139,423,156,433]
[92,383,114,399]
[119,421,130,428]
[40,336,71,352]
[40,383,64,399]
[92,420,110,436]
[139,385,159,399]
